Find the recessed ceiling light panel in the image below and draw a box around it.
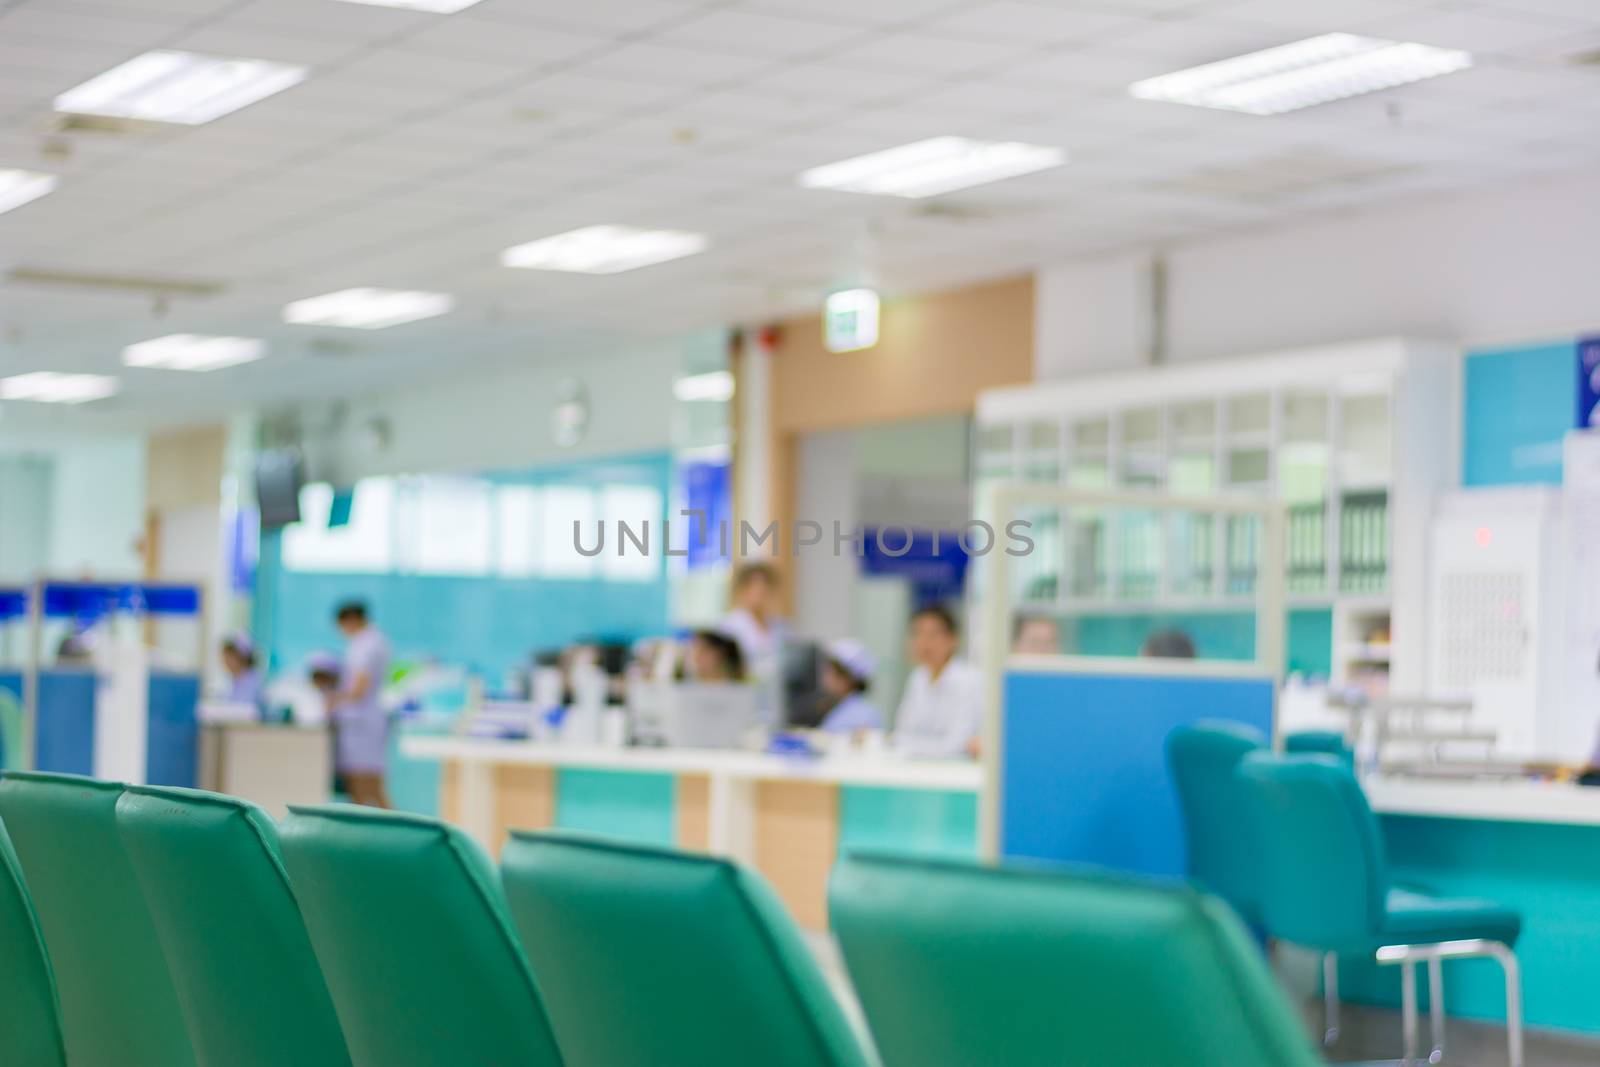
[123,334,266,372]
[55,50,308,125]
[0,372,119,404]
[333,0,485,10]
[502,225,709,274]
[0,169,58,216]
[1129,33,1472,116]
[798,137,1065,198]
[283,287,455,329]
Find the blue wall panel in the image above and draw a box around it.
[1001,670,1274,878]
[838,787,978,861]
[147,672,199,788]
[554,769,676,846]
[1463,342,1578,486]
[34,670,95,775]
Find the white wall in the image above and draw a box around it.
[0,455,52,581]
[298,337,706,484]
[47,438,147,578]
[1036,167,1600,378]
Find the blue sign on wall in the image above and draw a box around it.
[681,460,732,569]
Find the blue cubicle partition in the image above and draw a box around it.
[999,666,1275,878]
[29,669,199,786]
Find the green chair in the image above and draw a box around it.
[501,831,872,1067]
[1238,753,1523,1066]
[830,851,1322,1067]
[1165,720,1268,927]
[115,785,351,1067]
[0,772,196,1067]
[1285,730,1355,769]
[0,815,67,1066]
[278,805,563,1067]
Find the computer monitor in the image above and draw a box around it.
[781,640,825,728]
[660,683,760,749]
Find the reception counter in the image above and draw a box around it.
[402,735,981,928]
[1347,775,1600,1035]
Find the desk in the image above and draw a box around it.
[199,722,331,819]
[1346,775,1600,1035]
[403,735,981,928]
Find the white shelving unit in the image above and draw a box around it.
[975,337,1459,690]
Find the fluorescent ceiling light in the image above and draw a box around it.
[0,372,119,404]
[0,169,58,216]
[332,0,485,10]
[54,50,308,125]
[674,370,735,403]
[799,137,1065,198]
[1129,33,1472,116]
[123,334,266,372]
[502,225,709,274]
[283,288,455,329]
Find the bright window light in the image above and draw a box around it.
[502,225,709,274]
[1129,33,1472,116]
[674,370,734,403]
[798,137,1065,198]
[332,0,484,10]
[283,287,454,329]
[0,169,58,216]
[123,333,265,372]
[54,51,308,126]
[0,372,119,404]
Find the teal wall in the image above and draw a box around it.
[1341,815,1600,1035]
[260,451,673,682]
[1072,608,1334,677]
[1463,341,1579,486]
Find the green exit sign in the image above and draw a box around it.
[825,289,880,353]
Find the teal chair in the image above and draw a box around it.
[0,815,67,1066]
[830,851,1323,1067]
[1165,720,1268,927]
[0,772,196,1067]
[115,786,351,1067]
[278,805,564,1067]
[501,831,872,1067]
[1238,753,1523,1066]
[1285,730,1355,769]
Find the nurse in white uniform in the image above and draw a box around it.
[331,600,392,809]
[893,604,983,759]
[719,562,787,721]
[818,639,882,735]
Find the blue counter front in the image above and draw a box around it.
[2,668,198,785]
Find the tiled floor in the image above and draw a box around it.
[1302,999,1600,1067]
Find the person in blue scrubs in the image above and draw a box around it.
[331,601,392,809]
[818,639,882,735]
[221,632,263,707]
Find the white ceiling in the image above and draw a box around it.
[1,0,1598,434]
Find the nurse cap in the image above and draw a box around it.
[825,639,875,684]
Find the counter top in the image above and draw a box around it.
[401,734,983,793]
[1367,775,1600,828]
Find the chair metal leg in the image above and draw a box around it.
[1401,960,1420,1065]
[1323,951,1342,1047]
[1375,939,1523,1067]
[1427,956,1445,1064]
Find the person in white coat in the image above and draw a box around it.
[893,604,983,759]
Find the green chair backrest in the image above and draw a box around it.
[0,772,196,1067]
[1165,720,1267,926]
[1284,730,1355,768]
[830,852,1323,1067]
[0,815,67,1066]
[278,805,564,1067]
[115,785,351,1067]
[501,832,872,1067]
[1236,752,1388,952]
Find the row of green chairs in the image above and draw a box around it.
[2,768,1325,1067]
[1168,723,1525,1067]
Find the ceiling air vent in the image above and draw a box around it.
[4,267,225,298]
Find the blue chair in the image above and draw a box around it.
[1238,753,1523,1066]
[1165,720,1267,928]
